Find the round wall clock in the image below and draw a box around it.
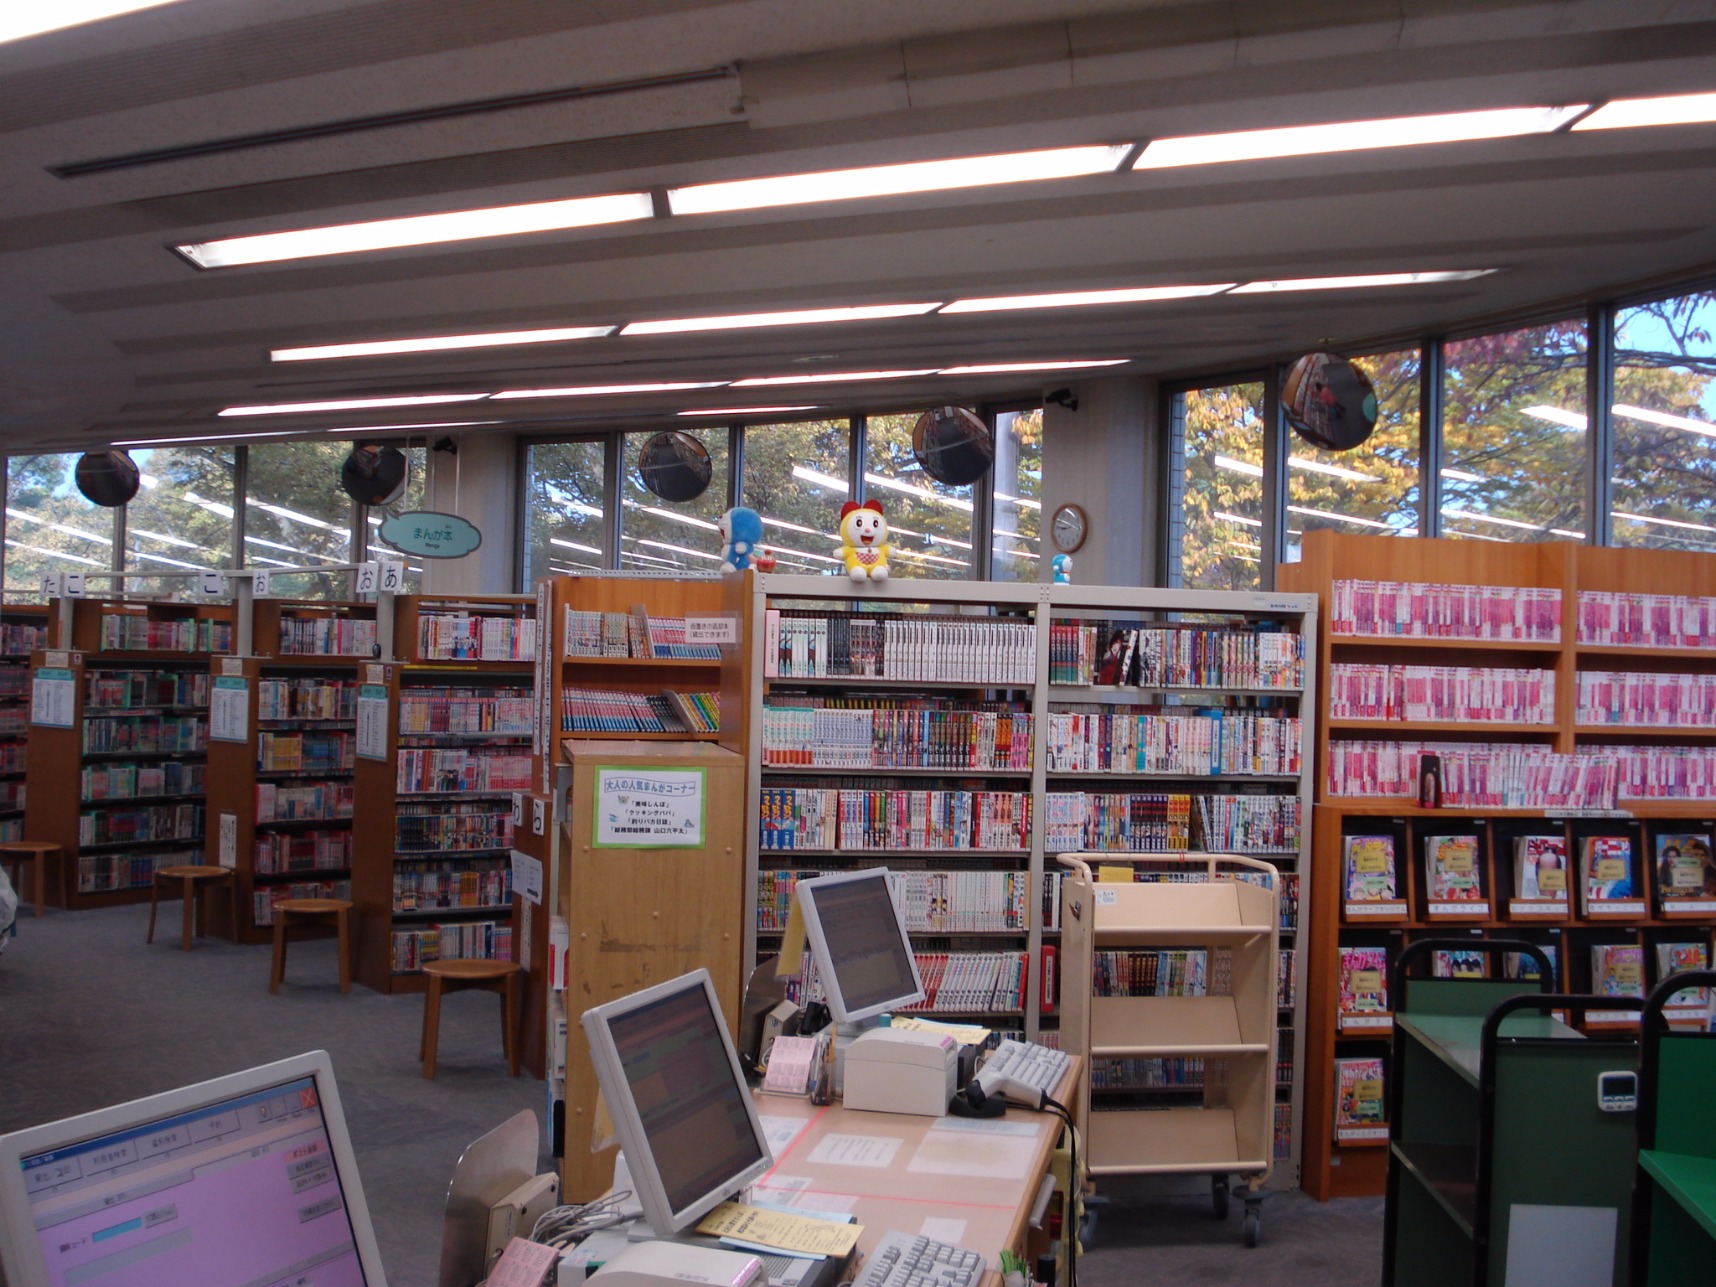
[1051,502,1088,554]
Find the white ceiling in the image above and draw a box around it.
[4,0,1716,452]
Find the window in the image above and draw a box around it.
[991,407,1043,581]
[1611,291,1716,552]
[861,411,976,580]
[363,443,427,592]
[1283,351,1421,561]
[244,441,359,599]
[124,444,237,598]
[1441,319,1588,543]
[524,440,609,583]
[618,427,730,573]
[1173,382,1266,590]
[3,453,114,600]
[737,419,851,573]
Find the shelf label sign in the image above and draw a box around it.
[210,675,249,743]
[510,849,544,905]
[1662,900,1716,914]
[593,767,706,849]
[685,615,738,646]
[219,814,237,869]
[1344,901,1408,918]
[200,570,225,596]
[253,570,272,598]
[356,684,389,760]
[379,511,482,560]
[30,667,75,727]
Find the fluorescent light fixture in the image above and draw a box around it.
[1442,506,1585,539]
[625,502,720,532]
[733,370,937,388]
[1007,549,1041,560]
[864,473,975,512]
[1286,505,1409,532]
[887,547,969,569]
[1440,467,1487,482]
[115,428,308,447]
[248,556,301,568]
[667,144,1134,216]
[1229,270,1494,293]
[938,360,1129,374]
[5,510,112,545]
[887,523,974,550]
[756,515,826,537]
[678,405,818,417]
[621,303,939,336]
[1214,511,1263,528]
[183,491,234,519]
[492,381,724,400]
[550,538,604,555]
[0,1,184,44]
[220,393,488,418]
[1213,454,1265,478]
[1134,105,1587,169]
[130,529,201,551]
[1521,405,1588,430]
[941,284,1233,314]
[6,540,104,567]
[619,549,687,568]
[1613,404,1716,437]
[791,466,849,492]
[176,192,654,269]
[1573,92,1716,131]
[248,499,347,534]
[272,326,615,362]
[131,550,207,571]
[1289,457,1379,482]
[993,492,1042,510]
[1613,510,1716,535]
[635,539,723,562]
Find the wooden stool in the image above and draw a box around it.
[148,865,235,951]
[419,959,523,1079]
[270,898,355,994]
[0,842,63,918]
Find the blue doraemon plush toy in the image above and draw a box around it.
[1052,553,1073,584]
[719,506,764,573]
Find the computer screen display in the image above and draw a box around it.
[797,868,924,1025]
[582,969,771,1237]
[0,1052,388,1287]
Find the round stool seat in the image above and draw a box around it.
[275,897,353,915]
[148,865,235,951]
[422,958,520,982]
[270,898,357,995]
[419,959,524,1079]
[0,841,63,918]
[157,864,232,880]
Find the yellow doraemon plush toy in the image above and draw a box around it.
[837,499,891,581]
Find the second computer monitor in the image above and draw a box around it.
[796,867,924,1026]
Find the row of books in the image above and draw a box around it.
[1575,669,1716,727]
[786,948,1035,1015]
[253,880,352,927]
[393,861,511,913]
[390,920,514,972]
[561,607,722,660]
[254,830,351,874]
[762,704,1032,771]
[76,848,199,893]
[257,677,358,722]
[1279,949,1298,1009]
[80,760,204,802]
[0,710,24,738]
[755,869,1034,934]
[1424,749,1618,810]
[561,687,714,736]
[277,616,376,657]
[78,803,202,846]
[0,669,25,698]
[562,609,635,658]
[635,610,723,660]
[397,689,533,736]
[757,786,1033,851]
[1089,868,1299,932]
[395,804,514,853]
[0,779,22,811]
[0,819,21,843]
[1049,621,1305,690]
[1045,709,1302,777]
[1323,740,1708,803]
[1336,942,1708,1012]
[1328,664,1555,724]
[1093,949,1219,997]
[417,612,537,662]
[82,714,206,755]
[0,743,23,774]
[764,610,1036,685]
[0,622,45,657]
[255,782,354,823]
[1329,578,1562,641]
[395,749,532,794]
[100,615,232,653]
[1043,792,1301,855]
[1090,1055,1211,1091]
[256,732,353,775]
[1576,591,1716,648]
[85,669,209,710]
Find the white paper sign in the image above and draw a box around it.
[356,684,389,761]
[355,562,379,594]
[218,813,237,869]
[532,797,546,837]
[200,570,225,596]
[593,767,706,848]
[511,792,526,827]
[685,615,738,646]
[510,850,544,905]
[379,560,404,593]
[1662,900,1716,914]
[253,569,271,597]
[39,572,63,598]
[1345,901,1409,918]
[30,668,75,727]
[1428,901,1490,917]
[209,675,249,743]
[63,573,85,597]
[806,1134,903,1168]
[1340,1014,1394,1031]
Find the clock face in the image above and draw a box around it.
[1051,503,1087,554]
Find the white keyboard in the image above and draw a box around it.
[852,1230,985,1287]
[973,1039,1071,1105]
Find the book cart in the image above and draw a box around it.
[1383,939,1642,1287]
[1278,531,1716,1200]
[0,606,48,844]
[1057,852,1281,1246]
[1632,970,1716,1284]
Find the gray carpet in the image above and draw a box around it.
[0,905,1383,1285]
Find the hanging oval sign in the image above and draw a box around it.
[379,510,483,559]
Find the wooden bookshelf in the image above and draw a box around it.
[0,606,48,843]
[1279,530,1716,1199]
[394,594,537,667]
[252,599,379,660]
[51,597,235,657]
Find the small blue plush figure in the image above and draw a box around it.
[1052,553,1073,584]
[719,506,763,573]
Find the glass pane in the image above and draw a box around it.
[125,445,236,599]
[619,427,730,573]
[1176,382,1265,590]
[737,419,852,574]
[992,408,1043,582]
[3,454,114,601]
[861,411,976,581]
[524,440,608,584]
[364,444,427,592]
[244,441,358,600]
[1441,319,1589,543]
[1612,292,1716,552]
[1283,350,1421,561]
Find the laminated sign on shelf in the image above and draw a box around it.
[593,767,706,848]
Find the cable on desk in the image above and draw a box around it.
[531,1189,635,1249]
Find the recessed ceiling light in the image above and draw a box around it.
[937,360,1129,374]
[677,405,819,417]
[492,381,726,400]
[1134,105,1588,169]
[941,284,1233,313]
[1573,92,1716,131]
[219,393,490,417]
[621,303,941,336]
[732,370,938,387]
[1,1,184,44]
[272,326,616,362]
[175,191,655,269]
[1612,404,1716,437]
[667,144,1135,215]
[1229,270,1495,293]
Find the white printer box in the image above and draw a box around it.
[840,1028,958,1117]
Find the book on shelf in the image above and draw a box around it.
[1044,708,1300,776]
[392,860,512,912]
[1503,945,1557,982]
[1336,947,1388,1014]
[1581,835,1638,906]
[254,879,351,926]
[786,949,1030,1015]
[1591,944,1646,999]
[417,612,536,662]
[766,700,1030,771]
[1333,1058,1386,1133]
[1040,944,1056,1013]
[1513,836,1570,901]
[277,616,376,656]
[1576,670,1716,728]
[1655,832,1716,904]
[1423,835,1483,903]
[1430,949,1487,979]
[764,610,1035,684]
[1576,591,1716,649]
[99,615,232,653]
[1330,578,1561,641]
[1342,835,1397,902]
[1277,949,1298,1009]
[1327,663,1555,723]
[254,830,351,874]
[562,607,720,660]
[1092,949,1216,997]
[1049,620,1304,689]
[1326,741,1620,807]
[77,849,200,893]
[1655,942,1711,1010]
[257,677,358,722]
[397,689,532,735]
[390,920,514,973]
[757,785,1031,852]
[561,687,717,735]
[395,748,532,794]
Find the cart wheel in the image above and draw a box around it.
[1243,1204,1261,1247]
[1211,1176,1230,1220]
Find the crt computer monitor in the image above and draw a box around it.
[581,968,773,1239]
[795,867,925,1027]
[0,1050,389,1287]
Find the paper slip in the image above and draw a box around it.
[887,1017,991,1046]
[757,1115,812,1155]
[696,1202,863,1259]
[762,1036,819,1095]
[485,1237,559,1287]
[807,1134,902,1168]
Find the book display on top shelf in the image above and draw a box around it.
[251,601,378,659]
[0,607,47,843]
[1423,834,1487,917]
[53,598,235,656]
[1336,947,1391,1032]
[393,594,537,665]
[1333,1057,1387,1143]
[1342,834,1407,919]
[1278,530,1716,1201]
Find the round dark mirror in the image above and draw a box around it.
[911,406,994,486]
[1282,353,1379,451]
[340,445,409,505]
[636,431,713,502]
[75,451,141,507]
